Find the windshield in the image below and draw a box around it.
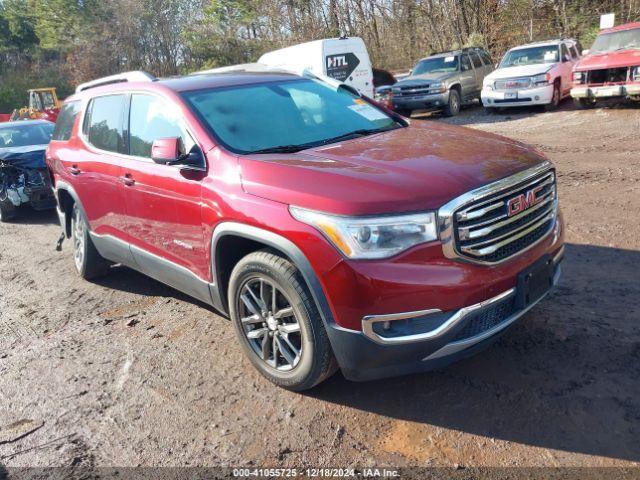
[591,28,640,53]
[412,56,459,75]
[182,79,400,154]
[500,46,559,67]
[0,123,53,148]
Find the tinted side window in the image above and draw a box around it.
[470,52,483,68]
[561,44,571,61]
[480,51,493,65]
[461,54,472,71]
[52,101,80,141]
[86,95,126,153]
[129,94,195,158]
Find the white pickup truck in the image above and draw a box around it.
[482,39,581,111]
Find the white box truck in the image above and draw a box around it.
[258,37,374,98]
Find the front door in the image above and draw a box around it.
[121,93,208,283]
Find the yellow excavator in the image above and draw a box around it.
[5,88,62,123]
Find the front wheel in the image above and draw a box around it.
[573,97,596,109]
[443,89,461,117]
[544,82,561,111]
[228,251,338,391]
[0,198,17,222]
[71,204,111,279]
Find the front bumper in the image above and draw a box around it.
[571,83,640,99]
[326,246,564,381]
[24,185,56,210]
[392,91,450,111]
[482,84,554,107]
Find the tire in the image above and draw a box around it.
[0,199,17,222]
[228,250,338,391]
[443,88,461,117]
[70,203,110,279]
[573,97,596,109]
[544,81,561,111]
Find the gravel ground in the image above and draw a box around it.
[1,100,639,471]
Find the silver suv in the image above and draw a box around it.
[392,47,494,117]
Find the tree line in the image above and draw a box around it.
[1,0,639,110]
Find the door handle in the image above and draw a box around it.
[121,174,135,187]
[69,165,81,176]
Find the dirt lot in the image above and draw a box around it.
[1,101,639,471]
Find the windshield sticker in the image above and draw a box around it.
[445,56,455,62]
[348,104,388,121]
[353,98,367,105]
[544,51,556,61]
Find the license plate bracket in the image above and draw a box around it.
[504,92,518,100]
[516,255,554,309]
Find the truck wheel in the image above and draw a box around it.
[71,203,110,279]
[544,82,561,111]
[573,98,596,109]
[0,199,17,222]
[443,89,461,117]
[228,250,338,391]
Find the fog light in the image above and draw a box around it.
[535,96,540,101]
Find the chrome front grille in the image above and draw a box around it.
[494,77,532,91]
[438,163,558,264]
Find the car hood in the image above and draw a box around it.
[486,64,554,81]
[0,144,47,169]
[576,48,640,70]
[239,122,548,216]
[393,72,453,87]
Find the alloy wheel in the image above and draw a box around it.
[238,277,302,371]
[72,210,86,271]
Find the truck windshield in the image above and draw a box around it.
[182,79,401,154]
[500,46,559,67]
[591,28,640,53]
[412,56,459,75]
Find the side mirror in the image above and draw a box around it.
[151,137,181,164]
[582,49,590,56]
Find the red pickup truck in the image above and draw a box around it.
[571,22,640,107]
[47,69,564,390]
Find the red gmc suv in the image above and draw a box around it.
[47,69,564,390]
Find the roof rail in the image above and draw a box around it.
[75,71,156,94]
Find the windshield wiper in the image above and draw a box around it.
[247,126,400,154]
[314,126,399,147]
[247,144,310,154]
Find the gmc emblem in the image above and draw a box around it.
[507,186,544,217]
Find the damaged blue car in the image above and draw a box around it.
[0,120,56,221]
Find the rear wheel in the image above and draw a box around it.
[573,97,596,109]
[0,199,17,222]
[228,251,338,391]
[443,89,461,117]
[71,204,110,279]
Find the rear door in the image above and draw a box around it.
[468,51,486,96]
[459,54,478,100]
[72,94,131,249]
[121,93,208,282]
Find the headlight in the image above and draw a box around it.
[289,207,438,259]
[430,82,446,93]
[573,71,585,84]
[483,79,494,90]
[531,73,550,86]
